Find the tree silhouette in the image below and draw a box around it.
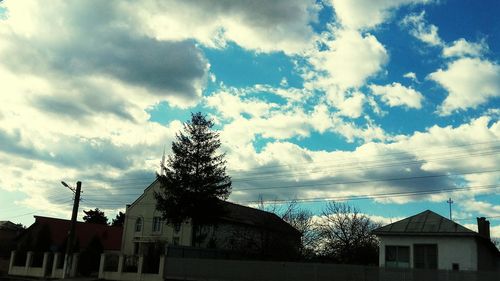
[316,202,379,264]
[111,211,125,226]
[82,208,108,225]
[155,112,231,245]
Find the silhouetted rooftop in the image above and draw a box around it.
[373,210,476,236]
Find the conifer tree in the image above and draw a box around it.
[82,208,108,225]
[155,112,231,243]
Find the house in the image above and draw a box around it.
[9,215,123,278]
[16,216,122,254]
[121,179,301,260]
[0,221,23,256]
[0,221,23,274]
[373,210,500,271]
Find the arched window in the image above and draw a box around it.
[135,217,143,232]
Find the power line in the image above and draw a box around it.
[240,184,500,204]
[232,148,500,182]
[79,183,500,207]
[77,140,500,187]
[5,199,74,218]
[80,149,500,192]
[228,140,500,176]
[234,169,500,192]
[79,168,500,197]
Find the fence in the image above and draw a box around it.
[98,254,165,281]
[8,251,76,278]
[163,257,500,281]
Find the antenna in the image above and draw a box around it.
[447,197,454,220]
[160,145,166,176]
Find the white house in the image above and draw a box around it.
[121,179,301,259]
[373,210,499,272]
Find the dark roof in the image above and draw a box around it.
[138,180,300,237]
[31,216,122,251]
[219,201,300,237]
[373,210,476,236]
[0,221,23,231]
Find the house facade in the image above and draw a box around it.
[373,210,499,271]
[121,179,300,259]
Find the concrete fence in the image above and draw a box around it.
[98,254,165,281]
[163,257,499,281]
[96,254,500,281]
[8,251,78,278]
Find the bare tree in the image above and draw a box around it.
[316,201,379,264]
[257,196,318,258]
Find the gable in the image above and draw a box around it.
[127,179,161,210]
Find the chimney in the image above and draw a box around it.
[477,217,490,240]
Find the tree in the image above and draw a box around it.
[111,211,125,226]
[316,202,379,264]
[155,112,231,245]
[82,208,108,225]
[258,197,318,259]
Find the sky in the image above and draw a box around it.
[0,0,499,237]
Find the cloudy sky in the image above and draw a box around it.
[0,0,499,236]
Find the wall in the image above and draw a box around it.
[121,180,192,255]
[163,257,500,281]
[378,235,477,271]
[476,237,500,271]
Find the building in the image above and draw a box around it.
[8,216,123,278]
[16,216,122,254]
[121,179,301,259]
[373,210,500,271]
[0,221,24,274]
[0,221,23,256]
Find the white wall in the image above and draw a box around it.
[379,235,477,271]
[121,181,192,255]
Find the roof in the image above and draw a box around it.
[0,221,23,231]
[372,210,476,236]
[219,201,300,237]
[135,179,300,237]
[31,216,122,251]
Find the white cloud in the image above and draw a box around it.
[401,11,443,46]
[227,116,499,206]
[461,200,500,218]
[429,58,500,115]
[443,38,488,58]
[329,0,435,30]
[131,0,320,54]
[369,82,424,109]
[0,0,211,220]
[337,92,366,118]
[310,28,388,90]
[0,0,209,108]
[403,72,418,82]
[205,91,276,120]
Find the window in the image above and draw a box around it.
[414,244,437,269]
[174,223,181,233]
[385,246,410,268]
[452,263,459,271]
[135,218,143,232]
[172,237,180,245]
[152,217,162,232]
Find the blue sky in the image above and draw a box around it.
[0,0,498,236]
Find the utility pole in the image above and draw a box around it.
[447,197,454,220]
[61,181,81,279]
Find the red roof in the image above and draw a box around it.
[33,216,122,251]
